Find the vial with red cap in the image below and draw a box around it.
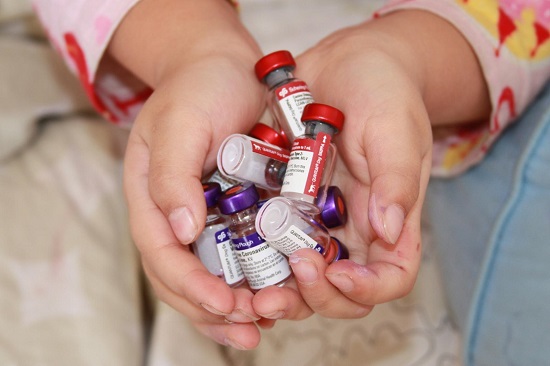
[255,50,314,146]
[191,183,245,287]
[255,196,348,263]
[280,102,345,214]
[217,182,292,291]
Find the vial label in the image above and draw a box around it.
[275,80,314,138]
[249,140,290,163]
[232,232,291,290]
[215,228,245,285]
[207,170,240,191]
[281,132,331,199]
[266,225,324,256]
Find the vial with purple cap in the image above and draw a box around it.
[218,182,292,292]
[191,183,245,287]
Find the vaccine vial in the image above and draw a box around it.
[206,123,286,191]
[324,237,350,263]
[255,50,314,146]
[320,186,348,229]
[218,182,292,292]
[248,122,287,149]
[205,170,240,192]
[191,183,245,287]
[217,134,290,191]
[281,103,345,214]
[255,196,332,257]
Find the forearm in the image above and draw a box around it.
[108,0,262,88]
[365,10,491,127]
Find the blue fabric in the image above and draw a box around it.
[425,82,550,365]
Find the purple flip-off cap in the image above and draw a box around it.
[203,182,222,208]
[218,182,260,215]
[331,237,349,261]
[321,186,348,228]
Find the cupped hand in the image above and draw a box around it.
[116,0,270,348]
[252,11,437,320]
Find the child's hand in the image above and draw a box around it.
[252,10,490,320]
[112,0,268,350]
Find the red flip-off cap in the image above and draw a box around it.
[301,103,345,132]
[254,50,296,81]
[248,123,287,149]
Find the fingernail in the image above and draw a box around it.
[169,206,197,244]
[369,195,404,245]
[259,310,285,319]
[383,204,405,244]
[325,273,354,292]
[226,308,261,323]
[225,338,248,350]
[289,256,318,285]
[200,303,228,316]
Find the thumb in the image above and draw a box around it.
[146,107,214,245]
[362,107,431,245]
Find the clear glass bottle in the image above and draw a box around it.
[255,196,348,263]
[281,103,345,214]
[217,134,290,191]
[217,182,292,292]
[192,183,245,287]
[255,50,314,147]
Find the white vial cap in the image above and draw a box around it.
[218,135,245,176]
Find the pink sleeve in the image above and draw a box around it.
[376,0,550,176]
[32,0,152,126]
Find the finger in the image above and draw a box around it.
[194,321,261,350]
[124,134,236,315]
[289,249,373,318]
[140,98,213,244]
[224,288,261,323]
[142,263,228,324]
[359,93,431,245]
[326,224,423,305]
[252,281,314,321]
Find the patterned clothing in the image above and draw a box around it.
[31,0,550,176]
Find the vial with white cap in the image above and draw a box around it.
[255,196,348,263]
[281,102,345,214]
[217,134,290,191]
[191,183,245,287]
[255,50,314,146]
[207,123,286,191]
[218,182,292,291]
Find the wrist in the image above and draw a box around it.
[108,0,261,88]
[364,10,490,126]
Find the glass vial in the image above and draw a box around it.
[191,183,245,287]
[218,182,292,292]
[255,50,314,146]
[255,196,331,257]
[217,134,290,191]
[281,103,345,214]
